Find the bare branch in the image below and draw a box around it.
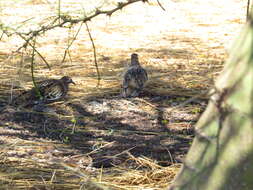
[30,38,42,98]
[15,0,148,49]
[0,31,4,40]
[247,0,251,21]
[17,33,51,70]
[156,0,166,11]
[62,22,83,63]
[2,0,150,84]
[85,22,101,84]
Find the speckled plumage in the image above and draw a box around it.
[122,53,148,97]
[12,76,75,107]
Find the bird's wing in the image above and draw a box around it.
[138,67,148,86]
[124,66,148,88]
[11,79,68,106]
[123,68,135,88]
[40,82,66,102]
[142,67,148,80]
[37,79,57,88]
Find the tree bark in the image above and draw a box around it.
[168,11,253,190]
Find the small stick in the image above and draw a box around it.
[85,22,101,86]
[157,0,166,11]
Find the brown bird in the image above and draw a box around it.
[12,76,75,107]
[122,53,148,98]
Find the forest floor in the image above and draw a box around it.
[0,0,245,189]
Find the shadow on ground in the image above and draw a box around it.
[0,35,211,170]
[0,85,206,169]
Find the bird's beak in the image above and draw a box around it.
[71,80,76,85]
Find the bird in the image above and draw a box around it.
[12,76,75,108]
[122,53,148,98]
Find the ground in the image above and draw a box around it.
[0,0,245,189]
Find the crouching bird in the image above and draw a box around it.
[122,53,148,98]
[12,76,75,108]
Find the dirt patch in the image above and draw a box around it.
[0,92,201,189]
[1,92,203,166]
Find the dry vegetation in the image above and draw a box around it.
[0,0,246,189]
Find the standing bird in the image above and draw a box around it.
[12,76,75,108]
[122,53,148,98]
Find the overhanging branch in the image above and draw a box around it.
[15,0,148,52]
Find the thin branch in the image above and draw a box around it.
[15,0,148,51]
[67,50,73,63]
[3,0,149,81]
[85,22,101,83]
[62,27,72,63]
[247,0,251,21]
[17,33,51,70]
[30,38,42,98]
[61,22,83,63]
[0,31,4,40]
[156,0,166,11]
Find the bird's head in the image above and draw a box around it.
[130,53,139,65]
[61,76,75,85]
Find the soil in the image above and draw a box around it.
[0,92,205,168]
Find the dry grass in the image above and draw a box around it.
[1,142,180,190]
[0,0,246,189]
[0,0,245,98]
[100,154,180,190]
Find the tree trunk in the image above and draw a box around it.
[168,11,253,190]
